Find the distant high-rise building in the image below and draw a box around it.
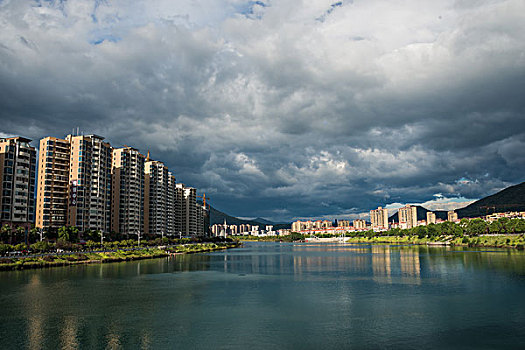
[196,203,209,236]
[292,220,304,232]
[426,211,436,225]
[370,207,389,230]
[0,137,37,230]
[353,219,366,229]
[338,220,350,227]
[111,146,145,236]
[175,183,197,236]
[399,205,418,229]
[36,137,70,231]
[144,159,168,235]
[447,210,458,222]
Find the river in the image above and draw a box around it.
[1,242,524,349]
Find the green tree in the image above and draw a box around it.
[515,219,525,233]
[15,226,25,244]
[0,224,11,244]
[426,224,439,237]
[497,217,510,233]
[414,225,427,239]
[466,218,488,236]
[28,227,38,244]
[489,221,502,234]
[30,241,53,253]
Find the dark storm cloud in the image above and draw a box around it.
[0,0,524,221]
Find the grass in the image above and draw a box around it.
[0,243,240,271]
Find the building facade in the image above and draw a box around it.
[353,219,367,229]
[447,210,458,222]
[370,207,389,230]
[399,205,418,229]
[66,135,112,233]
[426,211,436,225]
[166,172,176,236]
[111,147,145,236]
[144,159,168,235]
[0,137,37,229]
[36,137,70,232]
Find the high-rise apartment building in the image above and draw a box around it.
[184,186,197,235]
[144,159,168,235]
[196,203,209,236]
[0,137,37,229]
[353,219,366,229]
[447,210,458,222]
[292,220,306,232]
[111,147,145,236]
[174,183,198,236]
[166,172,176,236]
[338,220,350,227]
[66,135,112,233]
[399,205,418,229]
[370,207,389,230]
[36,137,70,231]
[36,135,112,234]
[426,211,436,225]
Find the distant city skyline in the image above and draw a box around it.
[1,0,524,221]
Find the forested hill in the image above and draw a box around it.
[388,181,525,221]
[457,181,525,218]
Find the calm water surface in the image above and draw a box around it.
[1,242,525,349]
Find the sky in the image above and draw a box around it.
[1,0,524,222]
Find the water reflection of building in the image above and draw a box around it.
[372,246,392,284]
[291,244,373,279]
[399,248,421,284]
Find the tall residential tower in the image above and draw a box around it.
[0,137,37,230]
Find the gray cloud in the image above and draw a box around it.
[1,0,524,222]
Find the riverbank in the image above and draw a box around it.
[0,242,240,271]
[242,234,525,249]
[341,234,525,249]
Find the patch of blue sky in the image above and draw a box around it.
[316,1,345,22]
[90,34,121,45]
[32,0,66,11]
[236,1,269,19]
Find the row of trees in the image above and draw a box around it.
[344,217,525,239]
[0,224,171,246]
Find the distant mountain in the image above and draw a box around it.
[456,181,525,218]
[388,181,525,221]
[209,206,291,229]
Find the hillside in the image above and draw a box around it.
[457,181,525,218]
[388,181,525,221]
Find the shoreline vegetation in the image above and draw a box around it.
[241,234,525,250]
[242,217,525,250]
[0,241,239,272]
